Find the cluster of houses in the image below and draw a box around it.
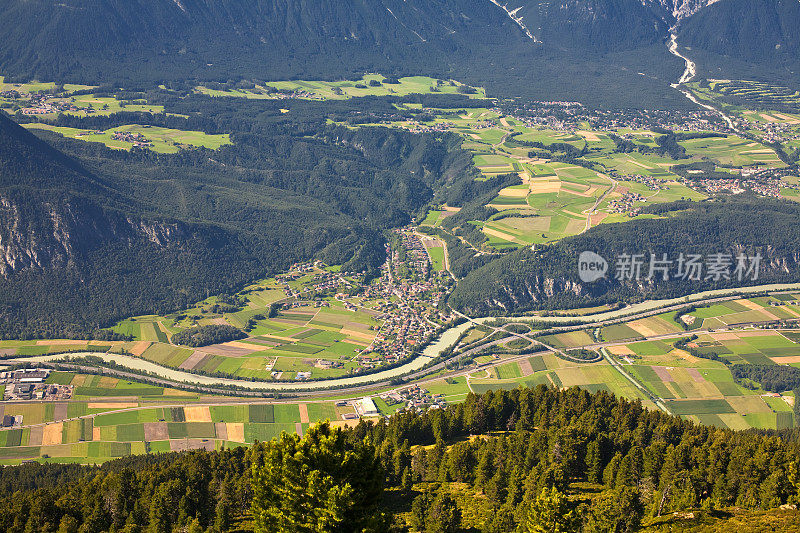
[112,130,153,147]
[7,91,99,116]
[276,261,357,300]
[360,228,453,362]
[607,192,646,215]
[381,385,447,412]
[270,89,325,100]
[686,176,782,197]
[403,120,455,134]
[471,119,498,130]
[269,233,452,375]
[620,174,667,191]
[593,109,727,134]
[738,114,800,146]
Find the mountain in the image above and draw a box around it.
[502,0,671,52]
[645,0,722,21]
[0,110,175,276]
[0,99,480,338]
[0,111,262,337]
[0,0,526,82]
[678,0,800,81]
[448,198,800,316]
[0,0,698,108]
[0,0,794,105]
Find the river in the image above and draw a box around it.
[7,284,799,392]
[9,321,474,392]
[667,32,738,131]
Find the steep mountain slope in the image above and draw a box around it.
[0,112,179,276]
[0,99,481,338]
[0,0,696,108]
[0,112,260,337]
[0,0,792,104]
[449,199,800,315]
[0,0,525,83]
[678,0,800,80]
[645,0,722,21]
[502,0,670,52]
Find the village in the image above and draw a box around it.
[111,130,153,147]
[379,384,448,413]
[685,175,784,197]
[268,226,454,374]
[2,90,98,116]
[361,227,454,363]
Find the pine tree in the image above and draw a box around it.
[250,422,386,533]
[425,493,460,533]
[521,487,580,533]
[213,500,230,532]
[585,441,602,484]
[401,467,413,495]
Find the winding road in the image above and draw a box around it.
[8,283,799,398]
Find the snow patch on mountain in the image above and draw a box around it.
[644,0,723,21]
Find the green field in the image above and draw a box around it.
[0,371,361,464]
[103,267,389,381]
[24,123,230,154]
[197,75,486,101]
[427,246,445,271]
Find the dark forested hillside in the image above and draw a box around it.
[0,0,794,106]
[449,198,800,315]
[0,0,696,109]
[1,386,799,532]
[0,0,522,83]
[0,97,476,338]
[678,0,800,82]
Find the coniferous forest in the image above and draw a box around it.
[1,386,800,532]
[0,95,479,339]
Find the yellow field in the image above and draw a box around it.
[184,406,212,422]
[42,423,63,446]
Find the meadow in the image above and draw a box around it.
[688,79,800,113]
[106,269,384,381]
[23,123,230,154]
[196,75,486,101]
[0,76,165,117]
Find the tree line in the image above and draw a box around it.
[2,385,800,532]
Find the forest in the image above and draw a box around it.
[731,364,800,394]
[0,92,481,339]
[448,198,800,315]
[1,386,800,532]
[171,325,246,348]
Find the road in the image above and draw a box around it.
[582,173,618,232]
[6,284,800,398]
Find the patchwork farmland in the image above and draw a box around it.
[446,293,800,432]
[361,102,791,252]
[0,372,362,464]
[3,291,800,463]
